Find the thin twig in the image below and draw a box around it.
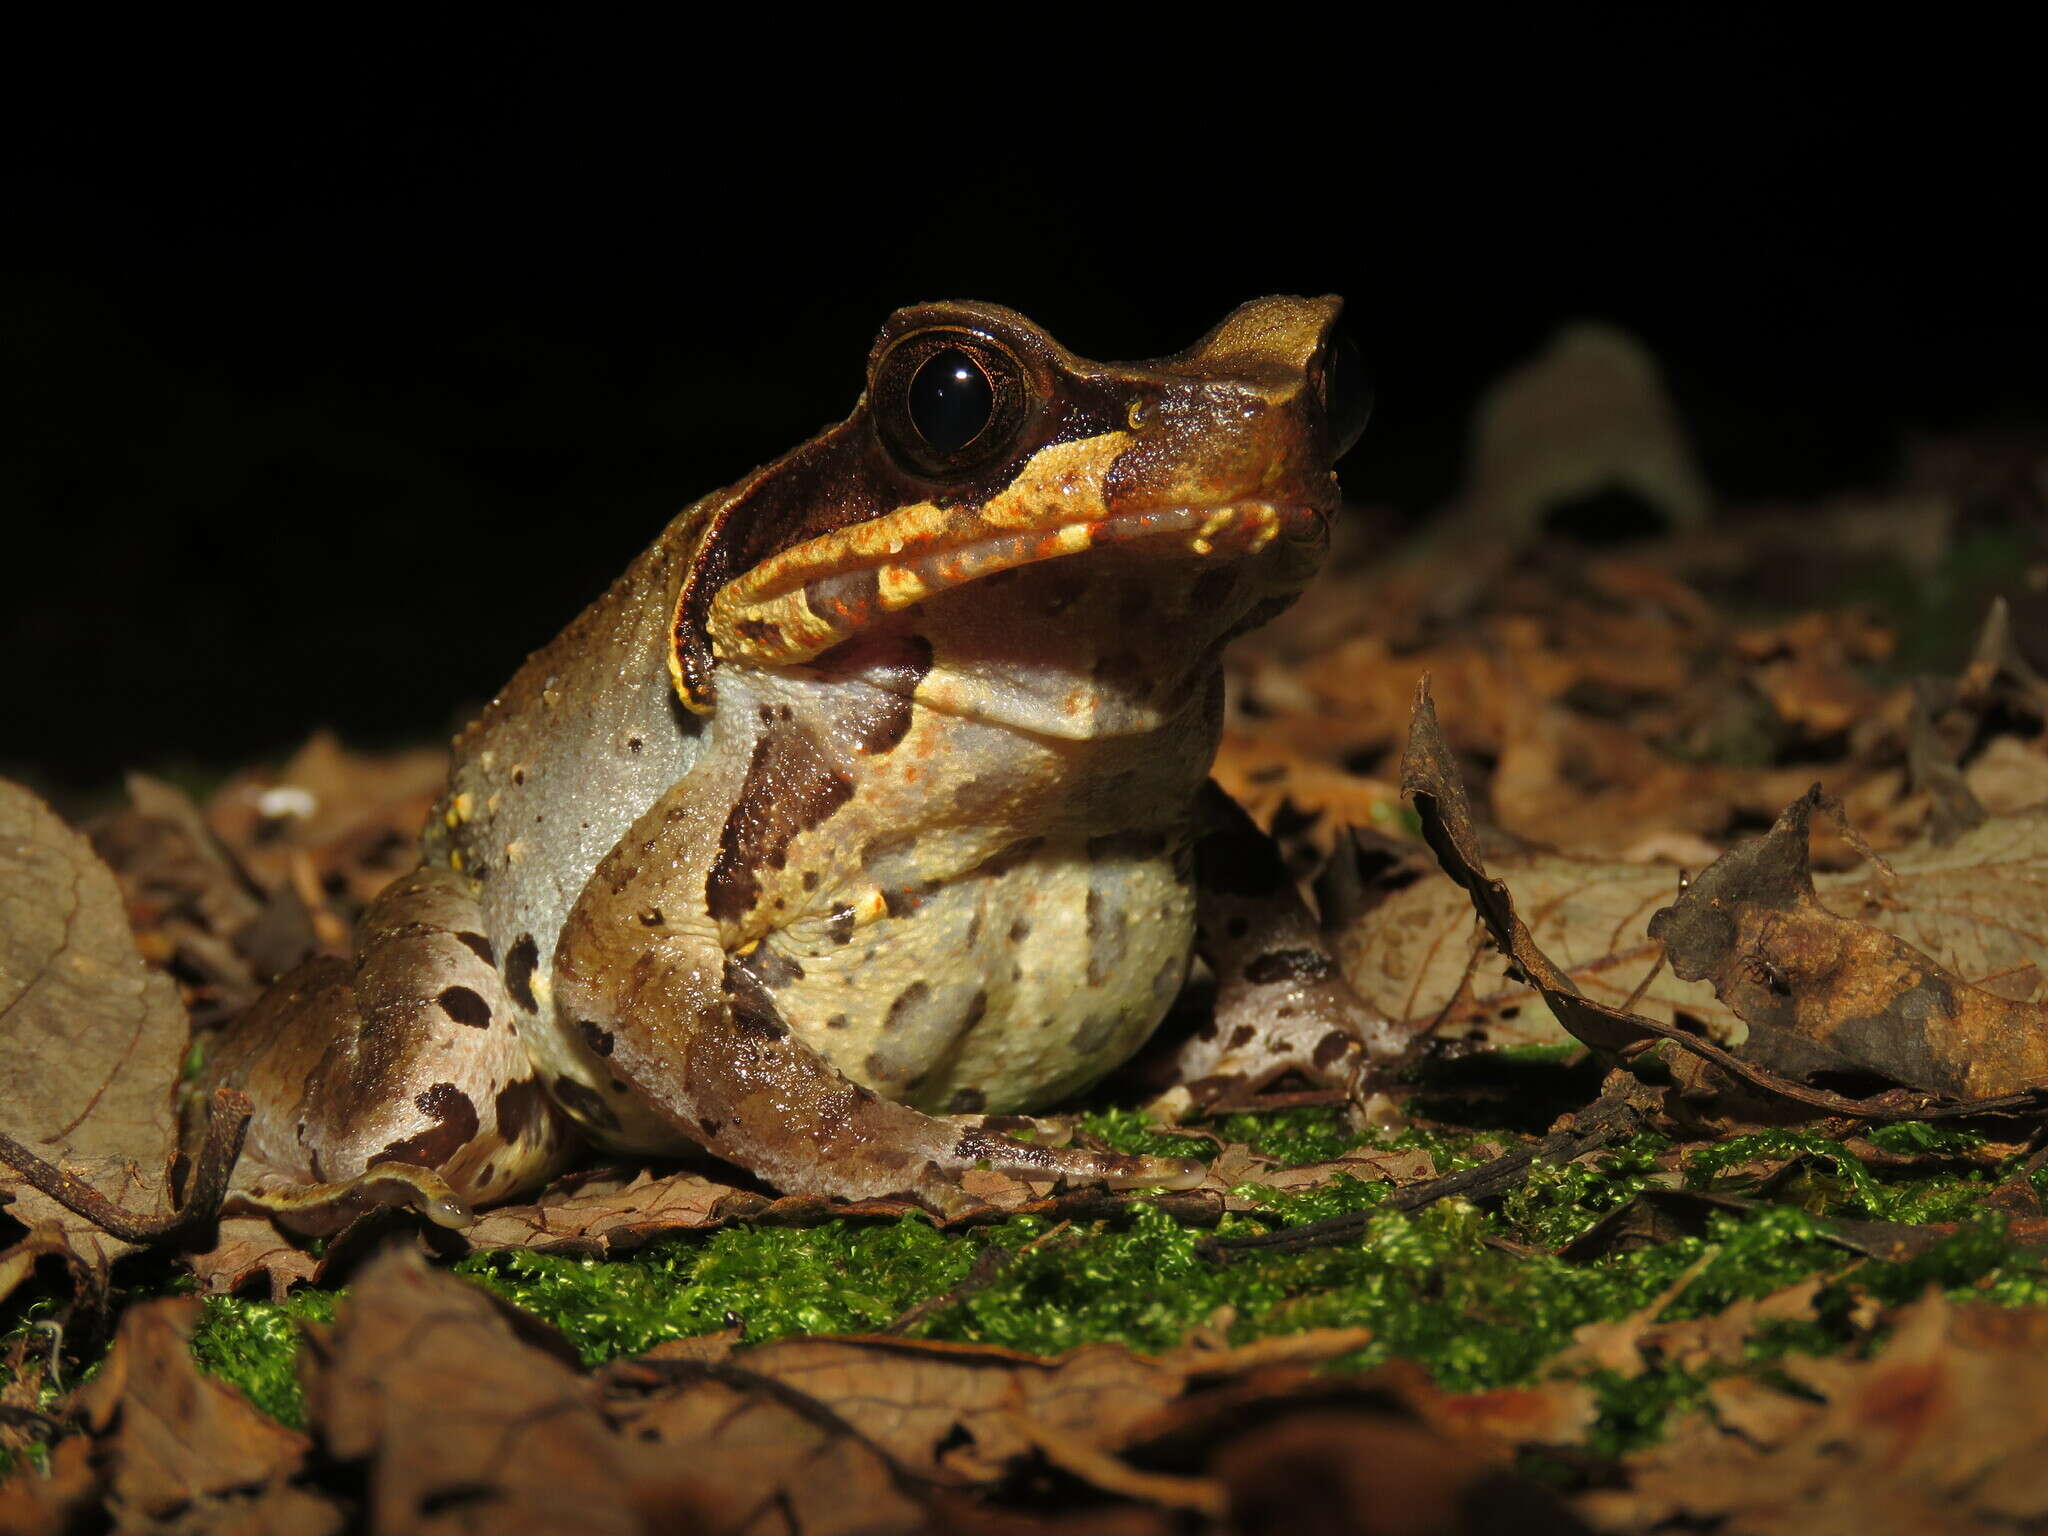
[0,1088,251,1245]
[1198,1088,1647,1261]
[883,1219,1075,1334]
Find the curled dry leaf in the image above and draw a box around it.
[1399,684,2038,1121]
[0,779,188,1274]
[1649,789,2048,1098]
[1338,800,2048,1055]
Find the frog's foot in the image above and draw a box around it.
[191,866,579,1231]
[566,953,1203,1217]
[1181,783,1422,1103]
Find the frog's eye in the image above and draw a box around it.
[1318,331,1373,461]
[873,329,1034,476]
[908,348,994,454]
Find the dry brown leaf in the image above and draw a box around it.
[1966,734,2048,816]
[455,1167,758,1257]
[205,732,446,915]
[0,779,188,1270]
[1334,850,1732,1051]
[635,1328,1374,1486]
[1815,804,2048,1004]
[1579,1292,2048,1534]
[1650,790,2048,1097]
[604,1367,932,1534]
[182,1217,321,1300]
[1339,800,2048,1058]
[1205,1143,1437,1198]
[72,1296,312,1527]
[302,1249,639,1535]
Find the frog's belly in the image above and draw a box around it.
[762,843,1195,1114]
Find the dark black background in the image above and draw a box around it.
[8,43,2041,797]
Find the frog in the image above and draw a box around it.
[193,295,1417,1227]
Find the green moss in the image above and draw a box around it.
[21,1074,2048,1473]
[186,1290,338,1429]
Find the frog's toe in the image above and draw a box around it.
[238,1164,476,1236]
[1101,1154,1207,1192]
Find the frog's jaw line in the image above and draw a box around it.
[706,498,1319,672]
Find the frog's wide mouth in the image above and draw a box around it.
[704,496,1323,671]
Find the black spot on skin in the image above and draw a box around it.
[843,692,917,757]
[628,736,644,754]
[961,989,989,1031]
[1008,918,1032,944]
[881,887,914,919]
[480,1161,497,1184]
[1314,1031,1356,1070]
[576,1019,616,1057]
[947,1088,987,1113]
[964,912,982,947]
[511,766,526,786]
[436,985,493,1029]
[1085,888,1128,988]
[639,907,665,927]
[1244,949,1337,985]
[723,956,789,1039]
[505,934,540,1011]
[610,1079,628,1094]
[699,1117,724,1138]
[706,722,855,921]
[494,1078,551,1144]
[552,1074,622,1132]
[825,1013,851,1030]
[802,870,820,892]
[887,980,932,1026]
[1229,1024,1257,1049]
[372,1082,479,1170]
[736,943,805,989]
[455,931,495,966]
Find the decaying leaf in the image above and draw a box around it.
[182,1216,322,1301]
[1579,1292,2048,1533]
[1649,789,2048,1098]
[0,779,189,1271]
[66,1296,319,1530]
[603,1363,932,1534]
[623,1328,1373,1486]
[302,1249,641,1535]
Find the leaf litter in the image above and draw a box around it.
[5,328,2048,1531]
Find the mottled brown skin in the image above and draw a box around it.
[198,297,1416,1225]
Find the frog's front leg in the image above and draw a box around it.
[1172,784,1423,1100]
[193,866,576,1232]
[550,777,1203,1216]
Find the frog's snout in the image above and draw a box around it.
[1103,294,1362,527]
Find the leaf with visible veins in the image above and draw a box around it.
[0,779,189,1275]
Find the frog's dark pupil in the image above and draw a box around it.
[907,348,994,454]
[1323,332,1373,460]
